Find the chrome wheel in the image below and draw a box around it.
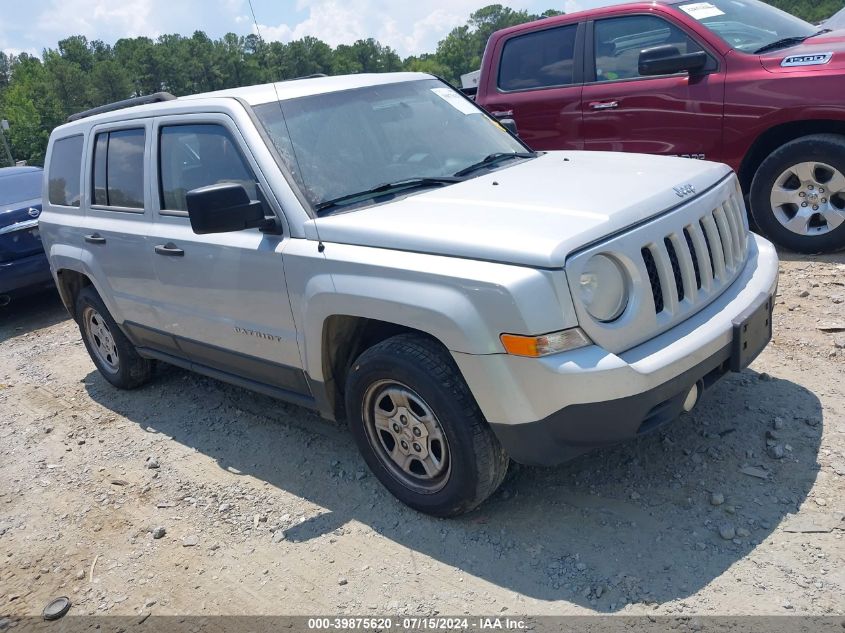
[82,306,120,373]
[770,161,845,237]
[362,380,451,494]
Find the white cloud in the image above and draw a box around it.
[255,0,543,56]
[2,47,40,58]
[36,0,158,40]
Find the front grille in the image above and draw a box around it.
[566,175,751,355]
[640,193,748,316]
[641,246,663,313]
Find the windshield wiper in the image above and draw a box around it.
[315,176,462,214]
[754,29,831,54]
[452,152,537,178]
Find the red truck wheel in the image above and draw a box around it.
[750,134,845,254]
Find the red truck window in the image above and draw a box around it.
[498,24,578,91]
[593,15,704,82]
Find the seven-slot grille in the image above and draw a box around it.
[640,190,748,316]
[565,175,752,355]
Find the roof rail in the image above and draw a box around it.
[67,92,177,123]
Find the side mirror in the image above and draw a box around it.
[638,45,708,76]
[186,183,272,235]
[499,118,519,137]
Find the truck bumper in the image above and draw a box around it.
[452,234,779,466]
[0,252,53,296]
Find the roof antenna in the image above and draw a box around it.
[246,0,325,253]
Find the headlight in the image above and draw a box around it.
[579,254,628,322]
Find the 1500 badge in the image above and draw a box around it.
[781,52,833,67]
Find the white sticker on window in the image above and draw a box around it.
[431,87,479,115]
[680,2,725,19]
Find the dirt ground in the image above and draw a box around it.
[1,251,843,619]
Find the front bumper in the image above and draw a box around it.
[452,234,779,466]
[0,251,53,295]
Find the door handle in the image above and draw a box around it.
[84,233,106,244]
[589,101,619,110]
[490,110,514,119]
[154,242,184,257]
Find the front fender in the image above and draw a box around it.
[283,240,577,382]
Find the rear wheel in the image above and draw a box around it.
[345,334,508,517]
[750,134,845,253]
[75,286,154,389]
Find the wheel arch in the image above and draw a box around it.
[55,268,93,319]
[317,315,449,421]
[738,120,845,194]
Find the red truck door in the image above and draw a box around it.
[581,13,725,160]
[481,21,585,151]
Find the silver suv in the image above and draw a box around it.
[39,73,779,516]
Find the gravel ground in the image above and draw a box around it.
[0,251,843,618]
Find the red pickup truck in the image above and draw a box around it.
[475,0,845,253]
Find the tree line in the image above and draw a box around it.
[0,1,834,167]
[0,4,561,166]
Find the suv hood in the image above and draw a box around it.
[309,151,732,268]
[760,31,845,73]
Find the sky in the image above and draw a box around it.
[0,0,626,59]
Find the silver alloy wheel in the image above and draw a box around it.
[82,306,120,373]
[362,379,451,494]
[769,161,845,236]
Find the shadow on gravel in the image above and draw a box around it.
[84,365,822,611]
[0,289,67,344]
[776,249,845,265]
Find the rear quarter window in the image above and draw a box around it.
[48,135,84,207]
[498,24,579,91]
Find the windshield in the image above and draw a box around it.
[253,78,527,211]
[675,0,816,53]
[0,170,42,207]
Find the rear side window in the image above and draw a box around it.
[48,135,84,207]
[158,124,257,213]
[92,128,146,209]
[593,15,704,82]
[498,25,579,91]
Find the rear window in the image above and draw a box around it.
[92,128,146,209]
[498,24,579,91]
[0,171,41,206]
[48,135,84,207]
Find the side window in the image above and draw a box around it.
[91,128,145,209]
[594,15,704,82]
[498,24,579,91]
[158,124,257,213]
[48,135,84,207]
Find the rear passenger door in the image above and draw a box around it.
[144,114,307,398]
[482,21,585,151]
[83,122,160,328]
[581,13,724,159]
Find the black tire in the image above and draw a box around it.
[749,134,845,253]
[345,334,508,517]
[75,285,154,389]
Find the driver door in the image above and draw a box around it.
[581,13,725,160]
[143,113,308,398]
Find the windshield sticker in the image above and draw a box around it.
[781,52,833,67]
[679,2,726,19]
[431,87,478,115]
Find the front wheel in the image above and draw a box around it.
[749,134,845,253]
[345,334,508,517]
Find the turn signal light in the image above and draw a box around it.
[500,328,591,357]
